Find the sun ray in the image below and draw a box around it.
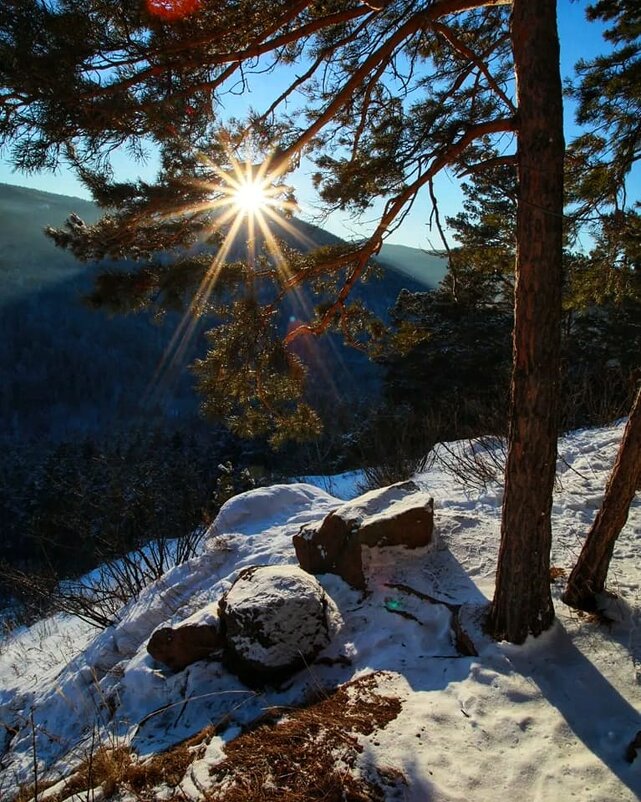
[254,210,318,333]
[260,205,318,251]
[143,150,336,408]
[252,207,348,405]
[254,210,288,271]
[144,209,247,405]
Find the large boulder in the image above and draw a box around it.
[292,511,365,589]
[219,565,338,685]
[293,480,435,589]
[147,605,223,672]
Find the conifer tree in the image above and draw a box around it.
[444,155,517,311]
[1,0,567,642]
[561,0,641,610]
[562,382,641,612]
[567,0,640,218]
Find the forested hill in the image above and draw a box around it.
[0,183,100,301]
[378,242,447,289]
[0,183,446,302]
[0,182,446,443]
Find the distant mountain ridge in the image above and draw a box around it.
[0,183,100,301]
[0,182,446,297]
[378,243,447,290]
[0,182,446,442]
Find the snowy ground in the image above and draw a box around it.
[1,422,640,800]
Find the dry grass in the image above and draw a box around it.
[15,725,217,802]
[205,672,405,802]
[14,674,404,802]
[549,565,567,583]
[127,725,217,795]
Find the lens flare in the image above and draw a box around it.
[146,0,201,22]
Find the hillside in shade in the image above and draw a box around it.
[0,183,100,302]
[378,242,447,289]
[0,182,445,442]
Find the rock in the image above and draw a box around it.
[148,610,223,672]
[293,480,435,589]
[219,565,338,685]
[292,511,366,589]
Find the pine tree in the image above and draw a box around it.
[560,0,641,610]
[373,159,517,440]
[444,154,517,310]
[1,0,567,642]
[567,0,641,217]
[562,383,641,612]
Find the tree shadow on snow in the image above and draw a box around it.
[357,545,641,799]
[503,621,641,798]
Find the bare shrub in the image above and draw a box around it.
[0,456,263,630]
[355,407,440,491]
[0,524,206,630]
[432,436,507,492]
[561,367,634,431]
[359,452,434,492]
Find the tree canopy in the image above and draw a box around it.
[1,0,522,445]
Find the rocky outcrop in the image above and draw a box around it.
[218,565,338,686]
[147,607,223,672]
[292,511,366,588]
[293,481,435,589]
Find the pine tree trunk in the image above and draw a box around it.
[488,0,564,643]
[562,384,641,611]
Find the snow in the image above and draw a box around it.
[1,421,640,801]
[296,470,365,500]
[210,482,337,536]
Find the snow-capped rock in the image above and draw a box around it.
[293,480,435,588]
[219,565,341,685]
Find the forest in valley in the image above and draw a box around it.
[0,181,453,611]
[1,169,639,623]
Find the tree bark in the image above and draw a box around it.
[488,0,564,643]
[562,384,641,611]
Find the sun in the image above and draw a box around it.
[147,152,313,397]
[233,179,269,215]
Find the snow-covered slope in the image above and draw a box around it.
[1,424,640,801]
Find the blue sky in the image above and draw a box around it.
[0,0,618,247]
